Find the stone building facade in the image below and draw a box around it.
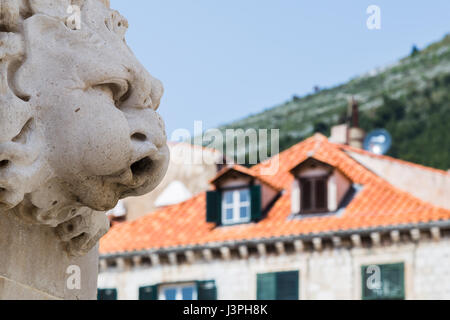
[99,234,450,300]
[98,134,450,300]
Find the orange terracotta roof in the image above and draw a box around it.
[100,134,450,255]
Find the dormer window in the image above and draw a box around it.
[222,189,251,225]
[300,176,328,213]
[207,165,281,226]
[207,186,260,226]
[290,158,353,216]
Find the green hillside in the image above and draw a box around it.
[216,34,450,170]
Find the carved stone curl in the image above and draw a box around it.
[0,0,169,256]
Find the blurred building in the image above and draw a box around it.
[98,134,450,300]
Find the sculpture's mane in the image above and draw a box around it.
[1,1,34,213]
[0,0,110,213]
[0,0,114,256]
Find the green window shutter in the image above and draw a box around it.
[206,191,221,224]
[139,285,158,300]
[361,263,405,300]
[250,185,262,221]
[257,271,299,300]
[197,280,217,300]
[276,271,299,300]
[381,263,405,300]
[97,288,117,300]
[257,273,277,300]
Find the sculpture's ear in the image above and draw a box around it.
[28,0,71,18]
[24,13,70,37]
[12,14,69,98]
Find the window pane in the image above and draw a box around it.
[181,286,194,300]
[224,191,233,204]
[240,205,249,219]
[301,180,312,210]
[315,179,327,209]
[239,189,249,202]
[225,208,234,221]
[164,288,177,300]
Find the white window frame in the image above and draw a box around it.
[221,188,251,225]
[158,283,198,301]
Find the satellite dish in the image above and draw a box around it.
[363,129,392,155]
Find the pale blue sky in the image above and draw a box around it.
[111,0,450,137]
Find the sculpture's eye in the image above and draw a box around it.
[93,79,130,108]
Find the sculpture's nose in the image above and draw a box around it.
[118,64,167,168]
[128,110,167,150]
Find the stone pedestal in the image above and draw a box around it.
[0,213,99,300]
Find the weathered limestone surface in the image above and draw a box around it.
[0,212,99,300]
[0,0,168,299]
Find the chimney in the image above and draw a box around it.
[348,98,365,149]
[329,97,365,149]
[329,124,349,145]
[350,97,359,128]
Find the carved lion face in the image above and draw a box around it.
[0,0,169,255]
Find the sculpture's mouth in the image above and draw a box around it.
[130,156,154,177]
[112,144,169,198]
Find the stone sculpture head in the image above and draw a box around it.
[0,0,169,255]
